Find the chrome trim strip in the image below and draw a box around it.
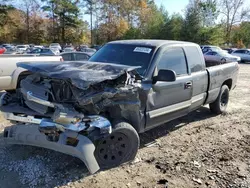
[27,91,55,108]
[148,100,191,118]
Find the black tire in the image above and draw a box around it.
[94,121,139,169]
[209,85,229,114]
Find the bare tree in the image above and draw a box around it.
[22,0,39,43]
[219,0,249,44]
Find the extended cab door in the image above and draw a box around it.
[145,46,193,129]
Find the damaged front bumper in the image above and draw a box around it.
[2,111,112,174]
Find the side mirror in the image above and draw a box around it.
[153,69,176,83]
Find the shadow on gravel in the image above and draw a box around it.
[0,106,216,188]
[140,106,216,146]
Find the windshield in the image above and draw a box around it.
[89,44,155,76]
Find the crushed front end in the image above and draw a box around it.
[0,62,142,174]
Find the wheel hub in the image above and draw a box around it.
[220,91,228,107]
[96,132,129,164]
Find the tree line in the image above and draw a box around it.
[0,0,250,47]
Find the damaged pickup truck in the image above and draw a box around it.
[0,40,239,174]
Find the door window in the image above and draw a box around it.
[234,50,246,54]
[157,47,188,76]
[62,53,72,61]
[75,53,90,60]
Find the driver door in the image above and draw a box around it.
[146,47,193,129]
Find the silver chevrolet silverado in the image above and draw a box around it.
[0,40,239,174]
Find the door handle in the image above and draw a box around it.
[184,81,192,89]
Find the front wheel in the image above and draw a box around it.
[209,85,229,114]
[94,121,139,169]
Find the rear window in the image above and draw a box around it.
[89,44,155,76]
[185,46,204,73]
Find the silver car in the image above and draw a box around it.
[231,49,250,63]
[204,50,241,63]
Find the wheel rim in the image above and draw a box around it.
[96,132,130,165]
[220,91,228,107]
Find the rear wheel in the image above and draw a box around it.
[209,85,229,114]
[94,121,139,169]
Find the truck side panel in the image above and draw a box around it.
[205,62,239,104]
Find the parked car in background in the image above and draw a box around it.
[63,47,75,53]
[0,54,63,91]
[204,50,240,64]
[50,47,60,55]
[27,48,58,55]
[16,45,29,53]
[34,45,44,48]
[201,45,223,54]
[80,44,88,49]
[0,47,6,54]
[223,48,237,54]
[60,52,90,61]
[231,49,250,63]
[49,43,62,51]
[80,48,96,56]
[3,46,17,54]
[1,44,12,48]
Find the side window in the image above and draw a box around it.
[157,47,187,76]
[234,50,242,54]
[42,49,49,53]
[62,53,72,61]
[185,46,204,73]
[75,53,89,60]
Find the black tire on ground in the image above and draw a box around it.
[209,85,229,114]
[94,121,139,169]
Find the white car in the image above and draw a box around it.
[204,50,241,63]
[231,49,250,62]
[0,55,63,91]
[49,43,62,51]
[34,45,44,48]
[16,45,29,53]
[50,47,60,55]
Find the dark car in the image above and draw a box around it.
[223,48,238,54]
[27,48,57,55]
[3,46,18,54]
[60,52,91,61]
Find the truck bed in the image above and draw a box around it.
[205,61,239,104]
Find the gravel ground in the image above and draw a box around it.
[0,64,250,188]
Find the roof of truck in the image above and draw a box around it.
[108,40,197,48]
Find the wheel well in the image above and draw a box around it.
[222,79,232,90]
[17,71,31,88]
